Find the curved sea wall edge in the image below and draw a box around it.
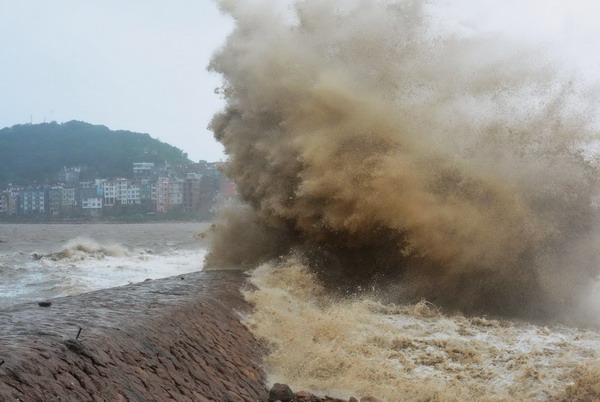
[0,271,268,401]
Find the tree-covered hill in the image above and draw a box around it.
[0,121,192,185]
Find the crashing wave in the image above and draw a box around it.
[32,238,141,262]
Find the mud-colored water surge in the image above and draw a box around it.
[244,260,600,401]
[207,0,600,321]
[205,0,600,399]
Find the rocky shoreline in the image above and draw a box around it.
[0,270,268,401]
[267,383,382,402]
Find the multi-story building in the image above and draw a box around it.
[79,187,102,217]
[61,188,77,207]
[79,181,95,189]
[183,173,202,211]
[138,179,155,202]
[6,190,19,216]
[183,170,231,213]
[49,187,63,216]
[123,184,141,205]
[81,197,103,209]
[156,177,183,213]
[98,178,140,206]
[47,187,78,216]
[220,177,236,199]
[133,162,155,178]
[57,166,83,185]
[19,188,47,215]
[115,178,129,203]
[97,179,116,206]
[0,192,7,215]
[0,162,231,219]
[81,197,102,217]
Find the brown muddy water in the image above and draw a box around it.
[203,0,600,400]
[243,259,600,401]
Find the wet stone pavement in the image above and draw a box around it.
[0,270,268,401]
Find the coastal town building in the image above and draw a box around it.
[0,193,6,215]
[81,195,103,217]
[156,176,183,213]
[19,189,47,215]
[220,178,236,199]
[138,179,155,203]
[49,187,62,216]
[0,161,233,219]
[115,178,129,203]
[183,173,202,211]
[57,166,84,184]
[62,188,77,208]
[96,179,115,207]
[6,191,19,216]
[133,162,155,178]
[123,184,141,205]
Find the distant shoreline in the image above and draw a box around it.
[0,217,213,224]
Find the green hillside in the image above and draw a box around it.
[0,121,192,185]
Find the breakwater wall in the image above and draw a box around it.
[0,271,268,401]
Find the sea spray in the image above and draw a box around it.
[34,237,132,262]
[205,0,600,322]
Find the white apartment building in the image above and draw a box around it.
[82,197,103,209]
[95,179,141,206]
[96,179,116,206]
[115,178,129,203]
[123,184,141,204]
[81,196,103,217]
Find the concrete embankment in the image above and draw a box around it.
[0,271,268,401]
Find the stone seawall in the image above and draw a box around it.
[0,271,268,401]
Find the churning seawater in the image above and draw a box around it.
[0,223,208,308]
[4,223,600,399]
[203,0,600,398]
[243,259,600,401]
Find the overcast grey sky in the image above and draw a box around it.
[0,0,233,162]
[3,0,600,162]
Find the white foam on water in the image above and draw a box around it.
[39,247,206,294]
[0,235,206,306]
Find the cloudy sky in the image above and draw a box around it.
[3,0,600,162]
[0,0,233,162]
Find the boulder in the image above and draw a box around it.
[360,397,383,402]
[269,383,295,402]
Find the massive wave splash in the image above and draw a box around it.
[204,0,600,322]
